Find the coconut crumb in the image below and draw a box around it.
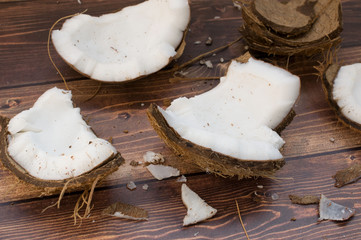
[77,0,81,4]
[194,41,201,45]
[204,60,213,69]
[127,181,137,190]
[220,58,224,63]
[329,137,335,143]
[143,151,165,165]
[214,16,221,19]
[182,184,217,226]
[146,164,180,180]
[205,37,213,46]
[142,184,149,191]
[177,175,187,182]
[129,160,140,167]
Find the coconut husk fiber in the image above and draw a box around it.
[236,0,343,56]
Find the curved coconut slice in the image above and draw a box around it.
[52,0,190,82]
[0,87,123,188]
[323,63,361,131]
[252,0,317,36]
[148,53,300,178]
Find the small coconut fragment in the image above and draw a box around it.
[129,160,140,166]
[142,184,149,190]
[289,194,320,205]
[1,87,123,187]
[147,52,300,178]
[143,151,165,165]
[204,60,213,69]
[194,41,202,45]
[126,181,137,190]
[323,63,361,131]
[205,37,213,46]
[51,0,190,82]
[177,175,187,182]
[333,163,361,188]
[146,164,180,180]
[318,194,355,222]
[182,184,217,226]
[102,202,148,221]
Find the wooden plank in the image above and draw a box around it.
[1,149,361,239]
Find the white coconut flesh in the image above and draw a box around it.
[160,58,300,160]
[7,87,117,180]
[181,184,217,226]
[52,0,190,82]
[332,63,361,124]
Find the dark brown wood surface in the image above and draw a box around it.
[1,0,361,239]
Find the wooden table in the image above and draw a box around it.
[1,0,361,239]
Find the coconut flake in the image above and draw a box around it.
[52,0,190,82]
[143,151,165,164]
[146,164,180,180]
[318,194,355,221]
[127,181,137,190]
[102,202,148,221]
[7,87,117,180]
[177,175,187,182]
[182,184,217,226]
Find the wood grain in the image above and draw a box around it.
[1,0,361,239]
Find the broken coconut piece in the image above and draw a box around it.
[289,194,320,205]
[143,151,165,165]
[323,63,361,131]
[147,52,300,178]
[102,202,148,221]
[333,163,361,188]
[0,87,123,188]
[146,164,180,180]
[318,194,355,222]
[52,0,190,82]
[182,184,217,226]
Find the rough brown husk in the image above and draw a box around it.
[289,194,320,205]
[0,115,124,192]
[322,64,361,132]
[252,0,317,37]
[333,163,361,188]
[237,0,343,56]
[147,104,285,179]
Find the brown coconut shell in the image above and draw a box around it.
[239,0,342,56]
[252,0,318,37]
[0,115,124,190]
[322,64,361,132]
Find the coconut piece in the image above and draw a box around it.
[147,52,300,178]
[126,181,137,190]
[238,0,342,55]
[318,194,355,222]
[252,0,317,36]
[289,194,320,205]
[177,175,187,182]
[52,0,190,82]
[333,163,361,188]
[102,202,148,221]
[143,151,165,165]
[146,164,180,180]
[0,87,123,188]
[182,184,217,226]
[323,63,361,132]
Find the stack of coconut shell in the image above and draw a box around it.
[237,0,343,56]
